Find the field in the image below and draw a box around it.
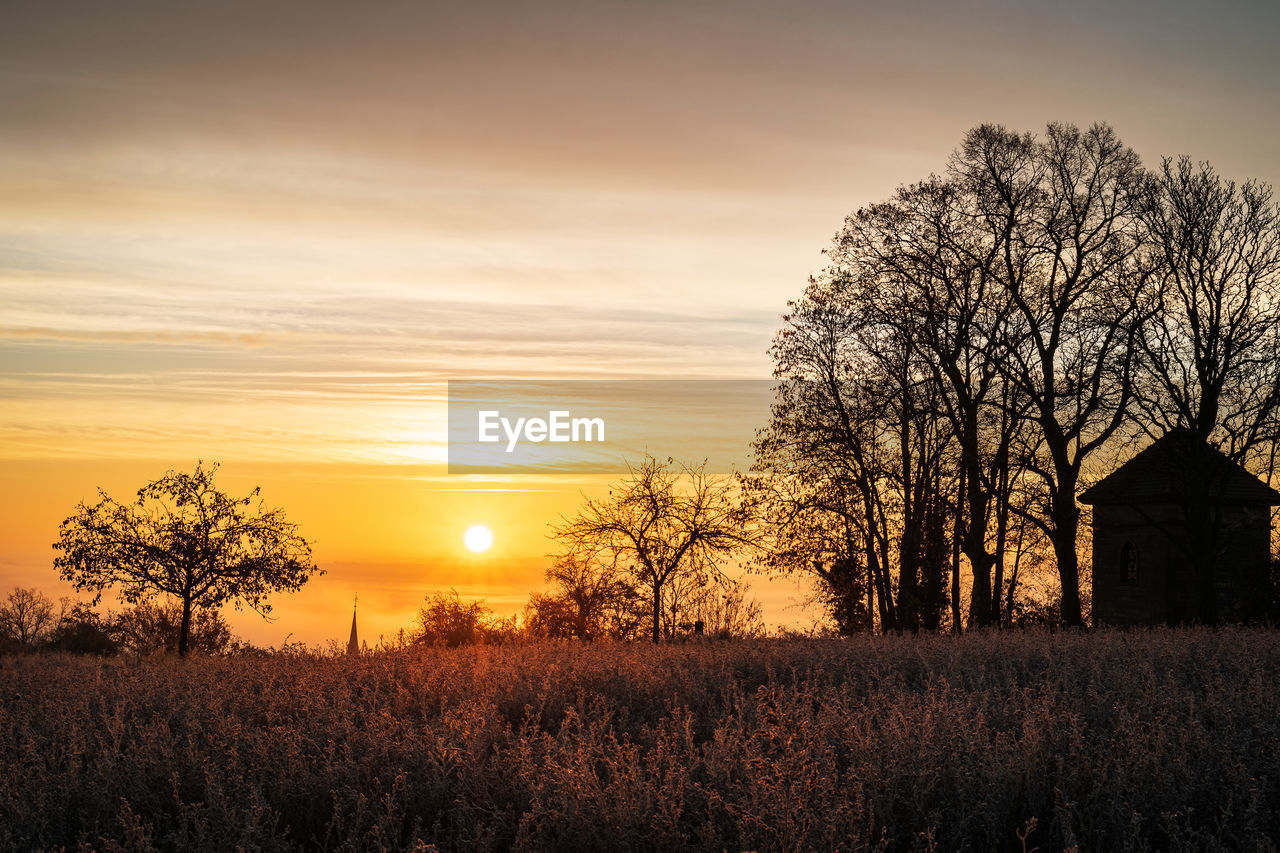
[3,629,1279,852]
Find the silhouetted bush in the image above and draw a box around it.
[43,604,117,655]
[115,601,235,656]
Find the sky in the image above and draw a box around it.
[2,0,1279,645]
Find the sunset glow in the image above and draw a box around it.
[2,0,1278,647]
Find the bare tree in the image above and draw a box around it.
[746,460,874,633]
[754,276,954,633]
[833,178,1033,627]
[686,579,766,639]
[754,305,900,631]
[952,122,1152,626]
[552,456,758,643]
[1131,158,1280,622]
[1135,157,1280,454]
[0,587,59,647]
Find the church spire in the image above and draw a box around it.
[347,594,359,655]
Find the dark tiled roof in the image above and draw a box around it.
[1079,430,1280,506]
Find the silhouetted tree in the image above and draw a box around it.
[523,593,577,639]
[752,304,894,630]
[948,122,1152,627]
[685,579,766,639]
[46,603,117,655]
[1132,158,1280,622]
[754,275,954,632]
[553,456,759,643]
[1135,158,1280,451]
[0,587,59,649]
[833,178,1031,627]
[53,462,319,656]
[747,466,873,633]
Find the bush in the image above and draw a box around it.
[115,601,235,656]
[44,604,117,655]
[412,589,510,646]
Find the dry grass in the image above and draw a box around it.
[2,628,1279,852]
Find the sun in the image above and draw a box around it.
[463,524,494,553]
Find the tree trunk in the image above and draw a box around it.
[991,516,1006,626]
[865,528,894,632]
[967,547,996,628]
[951,466,964,634]
[897,525,921,632]
[963,494,995,629]
[960,424,996,628]
[1050,483,1084,627]
[651,580,662,643]
[1004,512,1027,626]
[178,596,193,657]
[991,456,1010,625]
[896,402,919,632]
[864,550,876,632]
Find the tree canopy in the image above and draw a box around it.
[53,462,319,655]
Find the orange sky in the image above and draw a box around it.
[3,0,1279,645]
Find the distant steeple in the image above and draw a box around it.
[347,594,359,655]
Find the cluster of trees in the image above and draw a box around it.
[409,457,768,646]
[403,581,764,648]
[538,456,764,642]
[752,122,1280,631]
[366,454,769,649]
[0,586,239,655]
[360,571,766,651]
[524,569,764,642]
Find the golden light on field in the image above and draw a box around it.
[464,524,494,554]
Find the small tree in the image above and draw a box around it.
[53,462,319,656]
[553,456,759,643]
[0,587,60,649]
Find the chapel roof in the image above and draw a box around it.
[1078,429,1280,506]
